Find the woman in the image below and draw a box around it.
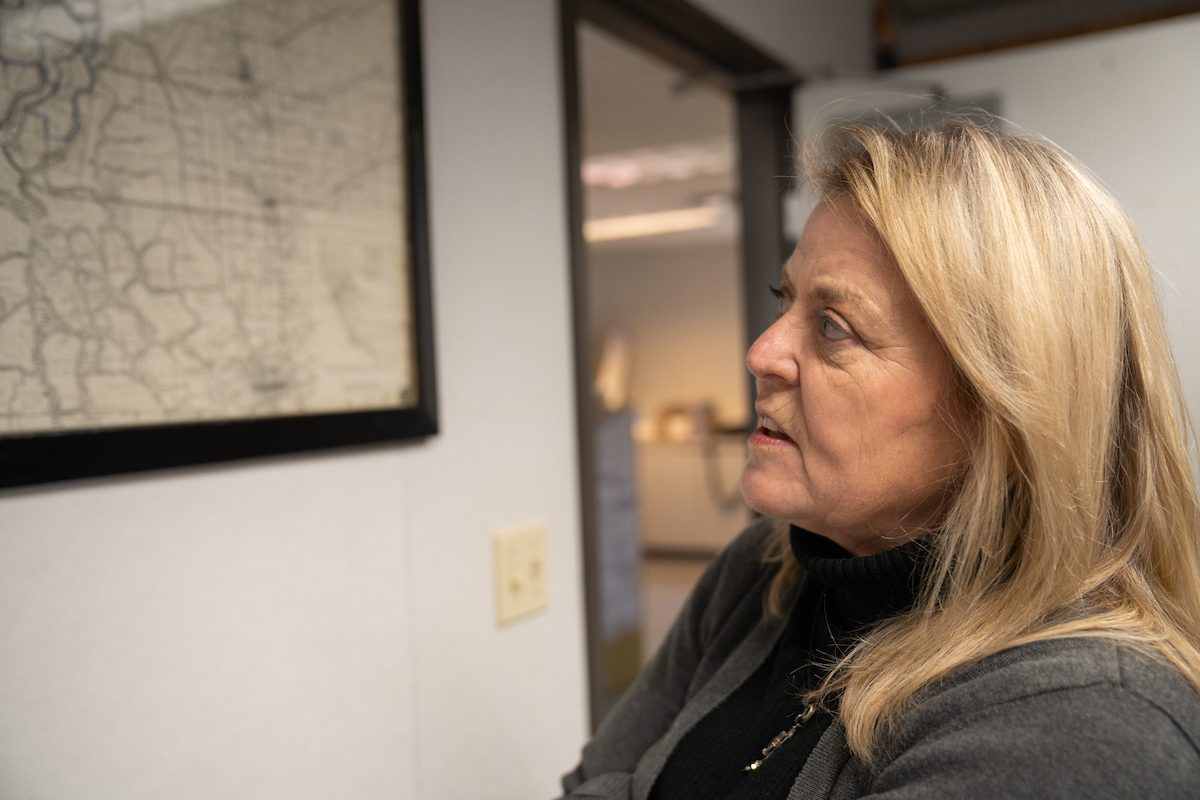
[561,120,1200,799]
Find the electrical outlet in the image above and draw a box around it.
[494,521,549,625]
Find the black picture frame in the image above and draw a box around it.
[0,0,437,490]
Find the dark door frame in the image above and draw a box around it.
[558,0,799,728]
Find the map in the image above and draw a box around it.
[0,0,415,435]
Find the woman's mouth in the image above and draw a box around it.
[759,416,792,441]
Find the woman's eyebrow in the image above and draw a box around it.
[811,282,882,318]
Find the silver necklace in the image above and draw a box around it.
[743,703,817,772]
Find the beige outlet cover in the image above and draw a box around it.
[494,521,549,625]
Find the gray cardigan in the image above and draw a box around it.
[562,518,1200,799]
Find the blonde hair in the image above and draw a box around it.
[769,120,1200,762]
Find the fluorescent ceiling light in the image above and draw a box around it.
[582,138,732,189]
[584,206,721,242]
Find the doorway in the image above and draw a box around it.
[559,0,796,725]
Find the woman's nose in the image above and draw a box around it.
[746,315,799,385]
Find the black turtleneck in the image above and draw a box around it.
[648,527,928,800]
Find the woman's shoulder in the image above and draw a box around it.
[867,638,1200,798]
[907,637,1200,731]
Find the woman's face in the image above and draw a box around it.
[741,198,968,556]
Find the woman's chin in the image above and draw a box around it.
[739,470,801,523]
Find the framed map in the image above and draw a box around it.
[0,0,436,489]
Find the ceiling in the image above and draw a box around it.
[883,0,1200,64]
[578,23,733,158]
[578,22,738,250]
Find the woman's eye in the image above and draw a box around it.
[768,284,789,316]
[819,313,850,341]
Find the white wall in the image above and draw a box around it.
[894,16,1200,426]
[0,1,588,798]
